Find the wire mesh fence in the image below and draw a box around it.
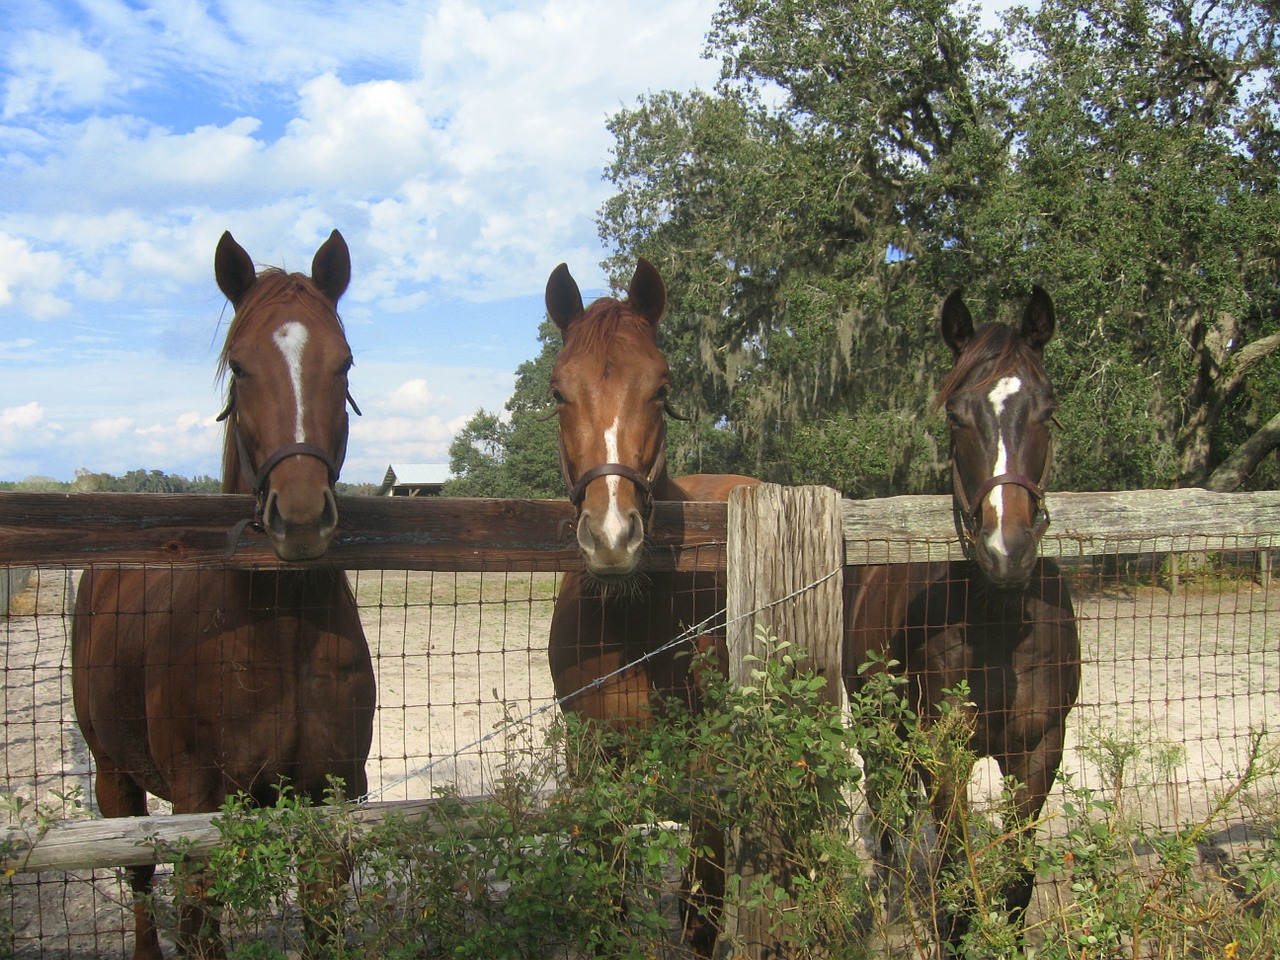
[0,511,1277,956]
[0,563,572,957]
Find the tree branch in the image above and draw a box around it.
[1206,408,1280,492]
[1219,331,1280,398]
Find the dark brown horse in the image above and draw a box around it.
[544,259,757,956]
[844,287,1080,951]
[72,230,375,959]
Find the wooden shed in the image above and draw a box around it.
[377,463,452,497]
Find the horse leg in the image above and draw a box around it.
[680,816,724,958]
[168,781,229,959]
[862,742,910,924]
[996,722,1067,928]
[297,772,365,958]
[922,754,976,952]
[93,761,163,960]
[172,859,225,959]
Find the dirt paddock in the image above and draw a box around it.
[1,563,1276,957]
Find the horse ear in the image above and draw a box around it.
[545,263,584,331]
[940,288,974,357]
[215,232,258,307]
[311,230,351,305]
[628,258,666,327]
[1020,286,1056,350]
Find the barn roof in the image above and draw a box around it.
[377,463,452,495]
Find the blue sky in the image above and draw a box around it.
[0,0,723,483]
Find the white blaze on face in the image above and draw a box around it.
[600,416,627,545]
[985,376,1022,555]
[273,322,310,442]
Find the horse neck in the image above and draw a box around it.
[245,566,353,604]
[221,421,250,495]
[652,467,681,501]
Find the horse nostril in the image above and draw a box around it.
[576,512,596,554]
[626,510,644,550]
[320,487,339,535]
[263,490,287,539]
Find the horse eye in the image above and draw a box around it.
[340,356,354,375]
[228,360,245,378]
[551,387,566,405]
[655,384,671,404]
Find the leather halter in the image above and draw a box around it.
[559,418,668,523]
[217,386,357,556]
[951,434,1053,559]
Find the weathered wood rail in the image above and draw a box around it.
[1,486,1278,887]
[3,488,1279,570]
[0,797,476,874]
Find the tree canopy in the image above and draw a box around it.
[449,0,1280,497]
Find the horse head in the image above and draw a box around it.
[937,286,1059,587]
[545,258,675,581]
[215,229,356,562]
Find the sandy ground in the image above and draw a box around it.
[1,563,1277,957]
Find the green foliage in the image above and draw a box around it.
[595,0,1280,492]
[128,638,1280,958]
[787,412,945,497]
[445,321,562,499]
[0,788,86,959]
[1026,729,1280,960]
[0,476,71,492]
[72,468,222,493]
[1,470,375,495]
[186,631,875,958]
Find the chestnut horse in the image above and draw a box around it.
[844,287,1080,951]
[72,230,375,959]
[544,259,757,956]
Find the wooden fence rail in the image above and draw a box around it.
[0,798,475,874]
[4,488,1279,570]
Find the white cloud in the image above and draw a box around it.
[89,416,134,439]
[0,0,721,480]
[133,411,223,469]
[347,413,459,474]
[381,378,441,413]
[1,402,45,434]
[3,31,122,118]
[0,232,68,316]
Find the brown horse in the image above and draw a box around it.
[72,230,376,959]
[844,287,1080,951]
[544,259,757,956]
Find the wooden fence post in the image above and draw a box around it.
[721,483,844,959]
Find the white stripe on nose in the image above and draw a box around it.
[601,417,626,545]
[273,322,309,442]
[984,376,1022,556]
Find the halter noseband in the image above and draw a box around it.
[951,435,1054,559]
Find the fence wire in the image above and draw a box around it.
[1,530,1277,956]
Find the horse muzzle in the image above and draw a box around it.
[576,504,645,578]
[972,526,1040,588]
[255,445,341,561]
[262,481,339,561]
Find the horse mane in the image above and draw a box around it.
[933,323,1047,412]
[218,269,347,492]
[562,297,660,359]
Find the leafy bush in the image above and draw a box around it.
[147,636,1280,959]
